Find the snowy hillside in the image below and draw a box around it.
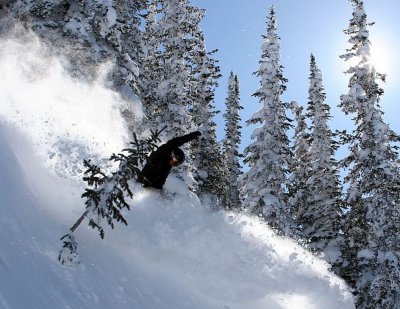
[0,34,354,309]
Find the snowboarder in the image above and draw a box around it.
[138,131,202,189]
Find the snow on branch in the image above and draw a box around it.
[58,129,164,266]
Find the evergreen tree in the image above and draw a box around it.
[288,101,309,239]
[339,1,400,307]
[141,0,223,191]
[140,0,163,129]
[240,6,293,234]
[59,130,162,265]
[299,54,342,260]
[222,72,243,210]
[189,24,225,205]
[141,0,196,140]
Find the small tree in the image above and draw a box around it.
[59,130,162,265]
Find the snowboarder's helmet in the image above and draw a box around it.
[171,148,184,165]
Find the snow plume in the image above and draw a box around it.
[0,27,141,178]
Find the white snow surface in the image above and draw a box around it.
[0,35,354,309]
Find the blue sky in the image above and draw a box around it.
[191,0,400,153]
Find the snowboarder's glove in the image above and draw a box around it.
[190,131,202,139]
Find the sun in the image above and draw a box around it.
[369,40,391,75]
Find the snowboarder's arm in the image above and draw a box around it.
[165,131,202,148]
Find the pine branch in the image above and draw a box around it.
[58,128,164,265]
[58,233,80,266]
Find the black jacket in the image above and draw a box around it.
[139,131,201,189]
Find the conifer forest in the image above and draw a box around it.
[1,1,399,308]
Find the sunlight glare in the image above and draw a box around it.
[369,40,391,75]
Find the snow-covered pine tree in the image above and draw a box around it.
[140,0,162,129]
[108,0,147,130]
[141,0,195,140]
[339,1,400,307]
[141,0,222,190]
[299,54,342,260]
[240,6,293,234]
[222,72,243,210]
[189,21,225,206]
[288,101,309,239]
[59,129,162,265]
[110,0,145,100]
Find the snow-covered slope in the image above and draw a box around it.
[0,32,354,309]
